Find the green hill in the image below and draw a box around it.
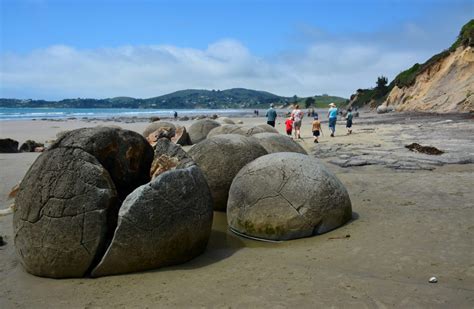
[0,88,346,109]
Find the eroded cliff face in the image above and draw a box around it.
[384,46,474,112]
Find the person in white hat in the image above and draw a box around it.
[265,103,277,127]
[327,102,338,137]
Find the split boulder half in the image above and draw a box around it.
[188,134,268,211]
[14,127,213,278]
[227,152,352,241]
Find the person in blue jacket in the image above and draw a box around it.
[327,102,338,137]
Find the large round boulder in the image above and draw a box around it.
[256,124,279,134]
[252,133,307,155]
[241,125,267,136]
[91,165,213,277]
[188,134,268,211]
[51,127,153,201]
[227,152,352,241]
[218,117,235,124]
[14,148,117,278]
[207,124,245,138]
[188,119,221,144]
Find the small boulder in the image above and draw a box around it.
[376,105,388,114]
[19,140,44,152]
[188,119,221,144]
[151,138,195,179]
[252,133,307,155]
[0,138,19,153]
[171,125,191,146]
[227,152,352,241]
[91,165,213,277]
[188,134,268,211]
[219,117,235,125]
[142,121,176,139]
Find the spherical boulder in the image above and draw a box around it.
[14,147,117,278]
[227,152,352,240]
[241,125,267,136]
[91,165,213,277]
[218,117,235,125]
[256,124,279,134]
[207,124,245,138]
[51,127,153,201]
[252,133,307,155]
[188,134,268,211]
[188,119,221,144]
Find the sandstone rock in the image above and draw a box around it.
[142,121,176,139]
[151,138,195,179]
[188,134,268,211]
[51,127,153,201]
[171,125,191,146]
[13,148,117,278]
[188,119,221,144]
[207,124,246,138]
[252,133,308,155]
[19,140,44,152]
[227,152,352,240]
[241,125,267,136]
[0,138,19,153]
[219,117,235,124]
[91,165,213,277]
[256,124,279,134]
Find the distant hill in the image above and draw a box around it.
[348,19,474,112]
[0,88,347,109]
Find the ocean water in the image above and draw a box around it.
[0,107,252,121]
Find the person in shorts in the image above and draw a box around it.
[327,102,338,137]
[312,115,322,143]
[291,104,304,139]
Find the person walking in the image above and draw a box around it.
[291,104,304,139]
[327,102,338,137]
[346,108,353,134]
[265,103,277,127]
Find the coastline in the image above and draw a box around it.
[1,111,473,307]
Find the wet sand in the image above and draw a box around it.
[1,112,473,308]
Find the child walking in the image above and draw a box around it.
[285,116,294,137]
[312,115,323,143]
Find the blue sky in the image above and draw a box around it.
[1,0,472,100]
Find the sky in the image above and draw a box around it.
[0,0,472,100]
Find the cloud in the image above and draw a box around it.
[0,15,469,100]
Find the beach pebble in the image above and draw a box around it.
[429,276,438,283]
[188,134,267,211]
[227,152,352,241]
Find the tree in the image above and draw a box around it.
[293,95,298,103]
[376,76,388,89]
[305,97,315,108]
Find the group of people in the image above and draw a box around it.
[266,102,353,143]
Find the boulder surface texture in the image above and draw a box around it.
[14,147,117,278]
[252,133,308,155]
[188,134,268,211]
[188,119,221,144]
[227,152,352,240]
[91,165,213,277]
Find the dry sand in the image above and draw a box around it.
[1,112,473,308]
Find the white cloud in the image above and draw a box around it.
[0,16,466,100]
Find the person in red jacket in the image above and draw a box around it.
[285,116,294,137]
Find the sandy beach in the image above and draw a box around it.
[1,111,473,308]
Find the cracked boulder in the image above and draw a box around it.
[91,165,213,277]
[51,127,153,201]
[188,119,221,144]
[151,138,195,179]
[188,134,268,211]
[13,147,117,278]
[252,133,308,155]
[227,152,352,241]
[142,121,176,139]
